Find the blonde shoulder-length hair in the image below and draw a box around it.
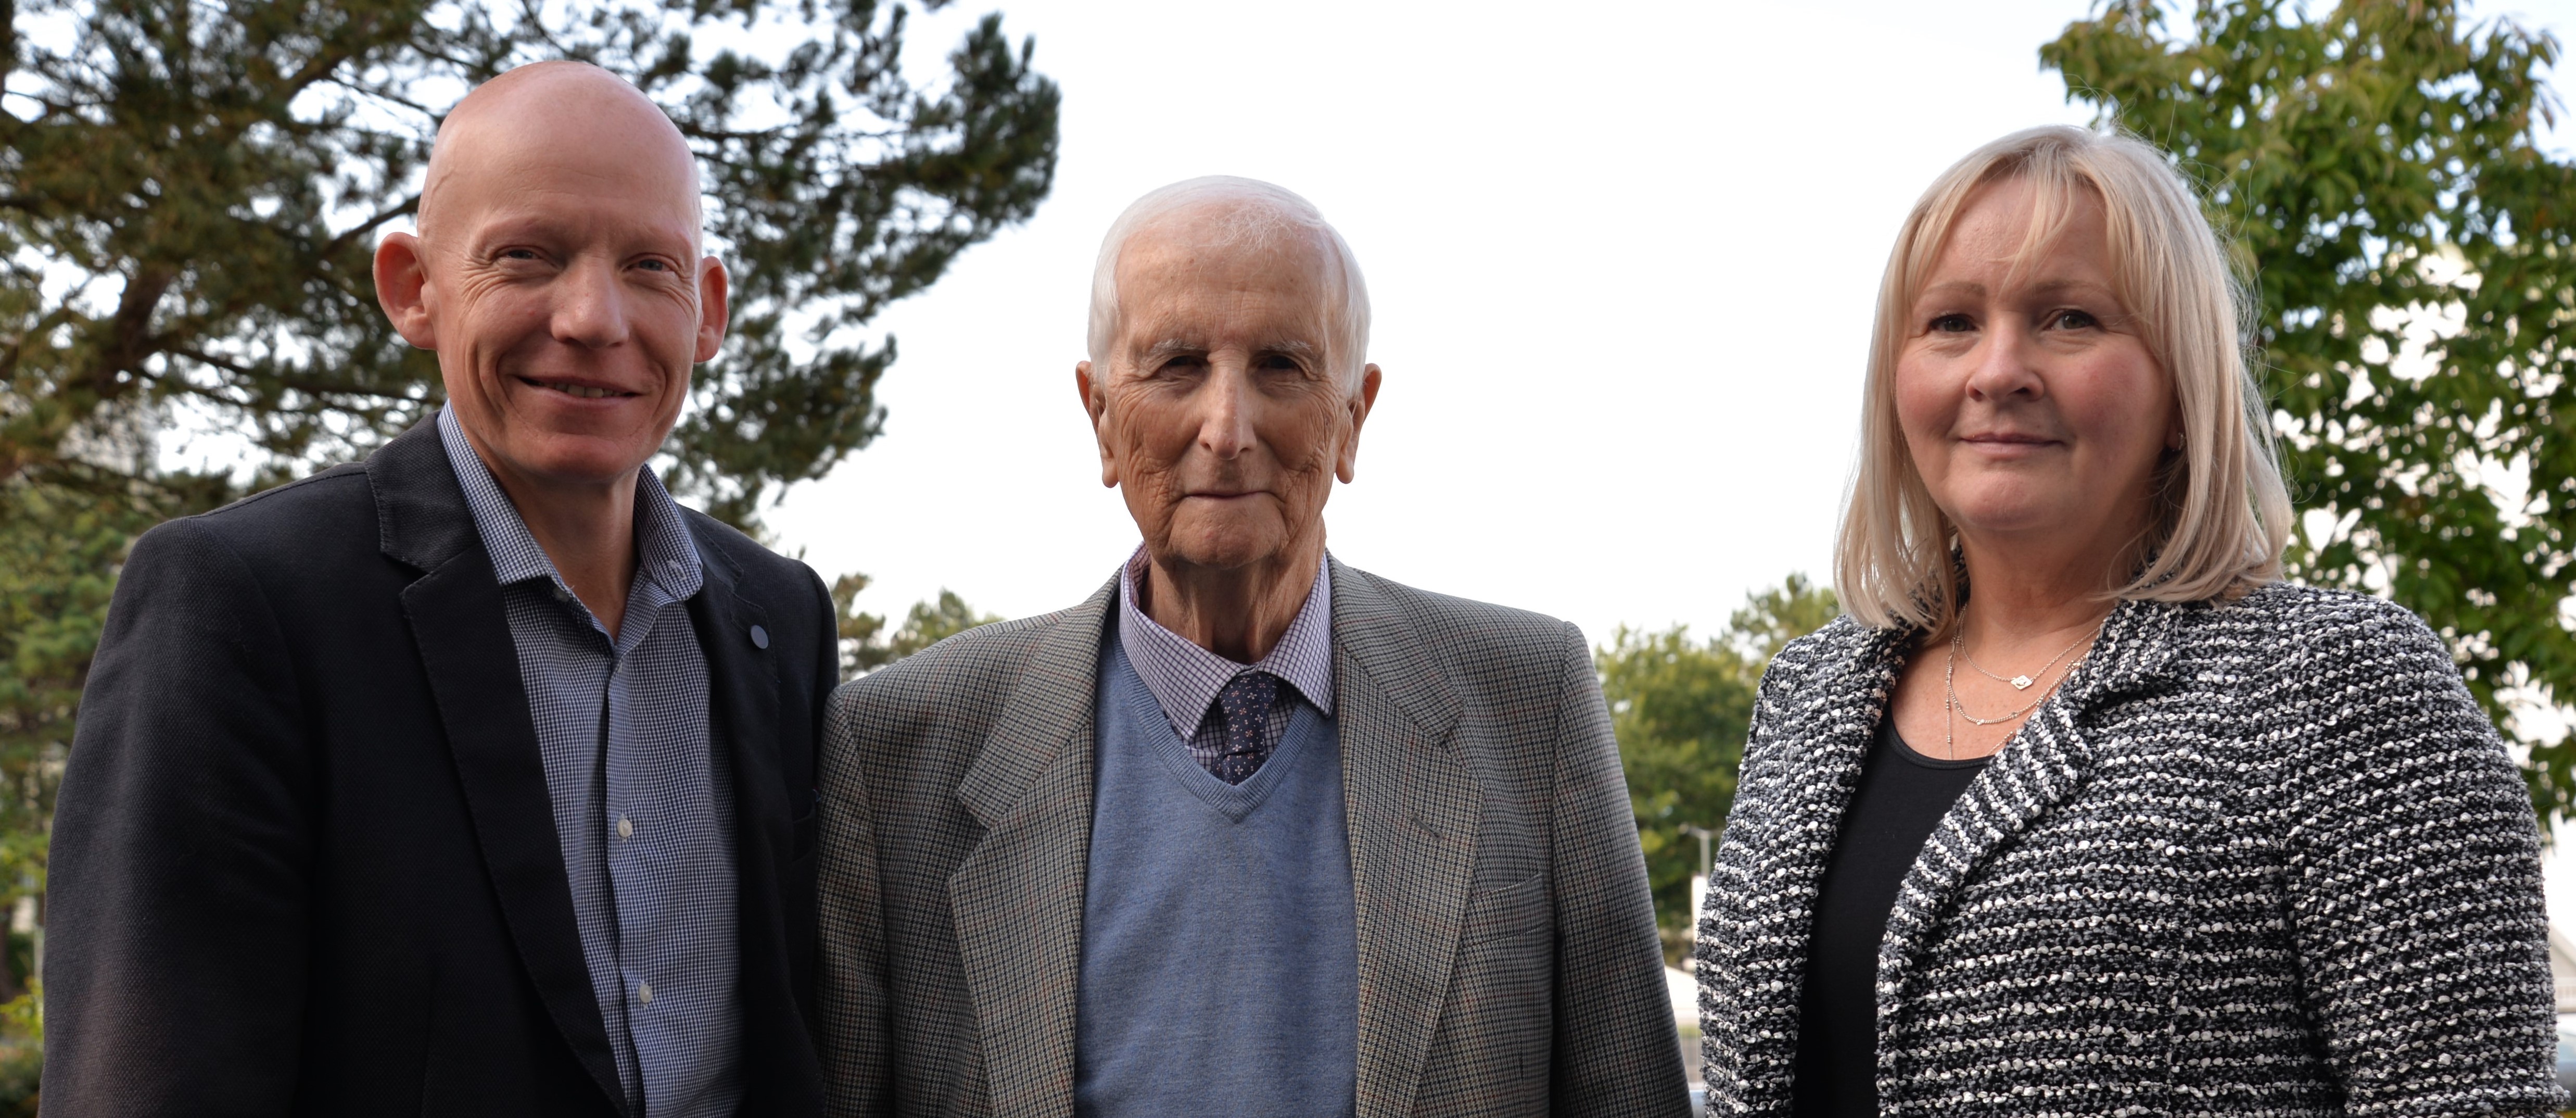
[1835,124,2295,633]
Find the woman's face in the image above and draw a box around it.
[1894,178,2177,561]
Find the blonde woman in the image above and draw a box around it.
[1695,125,2559,1116]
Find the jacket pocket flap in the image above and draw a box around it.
[1463,873,1548,944]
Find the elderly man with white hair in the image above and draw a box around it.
[814,177,1690,1116]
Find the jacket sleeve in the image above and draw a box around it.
[2279,599,2564,1116]
[1544,622,1694,1116]
[816,683,893,1118]
[40,519,313,1117]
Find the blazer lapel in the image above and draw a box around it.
[688,547,822,1114]
[1728,622,1908,1101]
[1328,560,1474,1118]
[948,578,1116,1118]
[370,422,629,1117]
[1874,598,2182,1080]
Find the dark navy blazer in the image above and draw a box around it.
[40,418,834,1117]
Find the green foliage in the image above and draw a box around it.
[2045,0,2576,818]
[1602,574,1838,956]
[0,475,197,997]
[0,0,1060,524]
[829,572,1001,679]
[886,589,1003,661]
[0,970,36,1115]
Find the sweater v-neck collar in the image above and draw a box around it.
[1109,640,1328,824]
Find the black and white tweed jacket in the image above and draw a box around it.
[1695,582,2561,1116]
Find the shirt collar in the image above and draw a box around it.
[1115,544,1336,738]
[436,405,704,604]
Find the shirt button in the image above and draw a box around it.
[637,983,653,1006]
[617,815,634,840]
[748,624,770,649]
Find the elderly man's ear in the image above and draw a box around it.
[374,232,437,349]
[1076,360,1116,488]
[1338,363,1382,484]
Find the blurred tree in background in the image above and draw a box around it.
[2046,0,2576,818]
[1602,575,1837,959]
[830,572,1002,677]
[0,0,1058,1075]
[2,0,1059,523]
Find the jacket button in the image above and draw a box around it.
[749,624,770,649]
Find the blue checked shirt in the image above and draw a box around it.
[1115,545,1336,772]
[438,408,742,1118]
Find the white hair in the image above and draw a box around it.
[1085,175,1372,390]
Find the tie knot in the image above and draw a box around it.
[1209,670,1283,784]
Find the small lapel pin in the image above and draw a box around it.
[748,624,770,650]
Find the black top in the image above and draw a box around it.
[1790,717,1988,1118]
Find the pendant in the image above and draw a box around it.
[2011,675,2034,690]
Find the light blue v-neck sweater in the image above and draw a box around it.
[1073,638,1359,1117]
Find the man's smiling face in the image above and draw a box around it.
[399,66,724,488]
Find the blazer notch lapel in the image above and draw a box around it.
[1326,560,1464,749]
[1873,606,2185,1075]
[1329,572,1479,1118]
[367,417,480,573]
[947,581,1114,1118]
[400,547,631,1117]
[2056,597,2185,710]
[955,579,1116,829]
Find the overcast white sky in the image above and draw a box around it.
[770,0,2093,636]
[767,0,2576,645]
[750,0,2576,928]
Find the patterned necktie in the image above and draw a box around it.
[1210,670,1282,785]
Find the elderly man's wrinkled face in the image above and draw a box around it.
[1082,216,1378,574]
[377,66,724,488]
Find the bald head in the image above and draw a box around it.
[374,60,728,510]
[1086,177,1371,392]
[418,61,703,247]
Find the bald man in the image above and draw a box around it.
[42,62,833,1117]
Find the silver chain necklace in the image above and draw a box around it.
[1941,620,2103,759]
[1957,617,2102,690]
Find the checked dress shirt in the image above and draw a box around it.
[437,407,742,1118]
[1114,545,1335,781]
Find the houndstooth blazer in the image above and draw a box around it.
[817,559,1691,1117]
[1695,582,2562,1116]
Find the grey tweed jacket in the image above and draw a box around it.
[1695,582,2562,1116]
[817,559,1691,1117]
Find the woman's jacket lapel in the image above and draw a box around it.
[1708,599,2185,1110]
